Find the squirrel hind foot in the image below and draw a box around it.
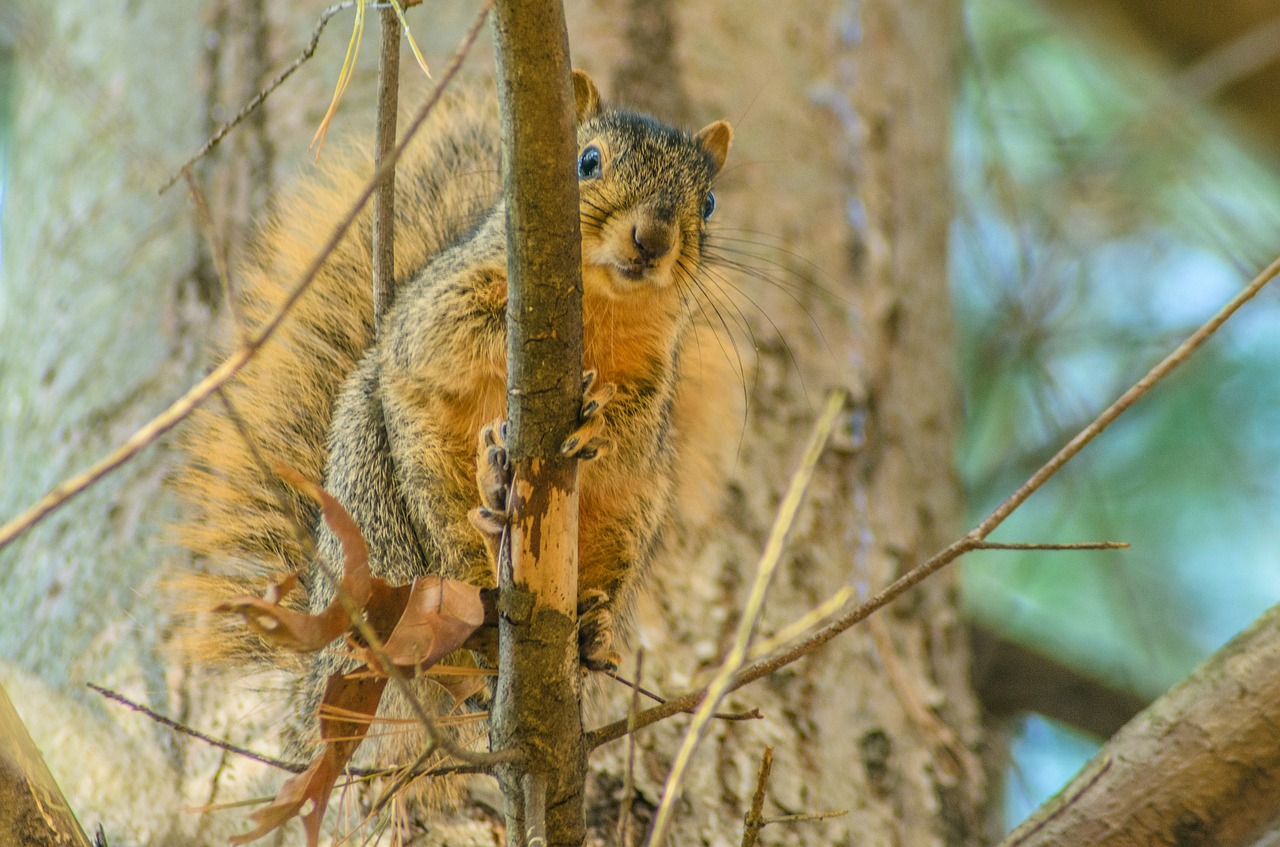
[577,588,619,673]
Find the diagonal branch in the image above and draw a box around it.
[588,252,1280,751]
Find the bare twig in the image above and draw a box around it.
[371,3,401,329]
[89,683,306,773]
[603,670,762,722]
[0,0,495,553]
[758,810,849,826]
[615,650,644,847]
[1177,14,1280,101]
[649,388,847,846]
[588,252,1280,751]
[866,614,979,787]
[90,683,507,779]
[367,741,438,819]
[160,2,356,194]
[182,170,238,331]
[971,541,1129,551]
[740,746,773,847]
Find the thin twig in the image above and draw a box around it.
[89,684,306,773]
[160,2,356,194]
[971,541,1129,551]
[367,741,439,819]
[0,0,496,553]
[371,3,401,329]
[588,253,1280,751]
[603,670,762,722]
[182,170,238,334]
[740,746,773,847]
[648,388,847,846]
[615,650,644,847]
[758,810,849,826]
[90,683,504,779]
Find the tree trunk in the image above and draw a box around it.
[0,1,988,844]
[570,0,989,843]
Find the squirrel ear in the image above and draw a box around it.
[695,120,733,175]
[572,70,601,123]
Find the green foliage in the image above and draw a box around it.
[956,0,1280,696]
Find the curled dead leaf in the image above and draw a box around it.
[229,673,387,846]
[372,576,486,670]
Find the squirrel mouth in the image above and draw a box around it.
[614,263,652,282]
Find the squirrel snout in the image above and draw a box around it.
[632,220,674,262]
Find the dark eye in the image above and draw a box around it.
[702,190,716,220]
[578,146,602,180]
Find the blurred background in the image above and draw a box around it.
[954,0,1280,829]
[2,0,1280,837]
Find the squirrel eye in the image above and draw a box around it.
[702,190,716,221]
[578,146,602,180]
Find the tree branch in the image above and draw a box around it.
[489,1,586,844]
[1001,600,1280,847]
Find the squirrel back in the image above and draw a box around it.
[174,89,502,666]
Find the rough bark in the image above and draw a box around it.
[1002,600,1280,847]
[491,1,587,843]
[0,682,91,847]
[569,0,988,843]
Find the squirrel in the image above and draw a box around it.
[175,70,738,785]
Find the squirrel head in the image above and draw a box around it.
[571,70,733,303]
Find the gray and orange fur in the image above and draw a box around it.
[174,71,740,787]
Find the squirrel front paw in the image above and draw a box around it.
[577,588,620,672]
[468,419,510,560]
[560,370,616,461]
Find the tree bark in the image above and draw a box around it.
[568,0,988,843]
[1002,600,1280,847]
[491,1,587,843]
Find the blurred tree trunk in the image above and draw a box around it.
[571,0,990,843]
[1,0,989,844]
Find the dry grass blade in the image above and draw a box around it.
[311,0,366,155]
[648,389,846,846]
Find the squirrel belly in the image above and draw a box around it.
[174,71,739,773]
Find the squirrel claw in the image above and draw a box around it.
[562,371,616,461]
[577,588,618,672]
[473,419,511,559]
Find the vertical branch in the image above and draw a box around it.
[371,4,401,328]
[490,1,586,845]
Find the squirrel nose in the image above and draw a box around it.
[632,220,674,262]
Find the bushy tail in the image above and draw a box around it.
[173,90,500,667]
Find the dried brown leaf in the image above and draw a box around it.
[229,673,387,846]
[273,464,371,607]
[357,576,485,672]
[217,466,374,652]
[215,589,350,652]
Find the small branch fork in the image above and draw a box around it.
[159,1,355,195]
[740,747,847,847]
[88,684,509,779]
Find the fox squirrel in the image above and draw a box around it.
[175,71,738,773]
